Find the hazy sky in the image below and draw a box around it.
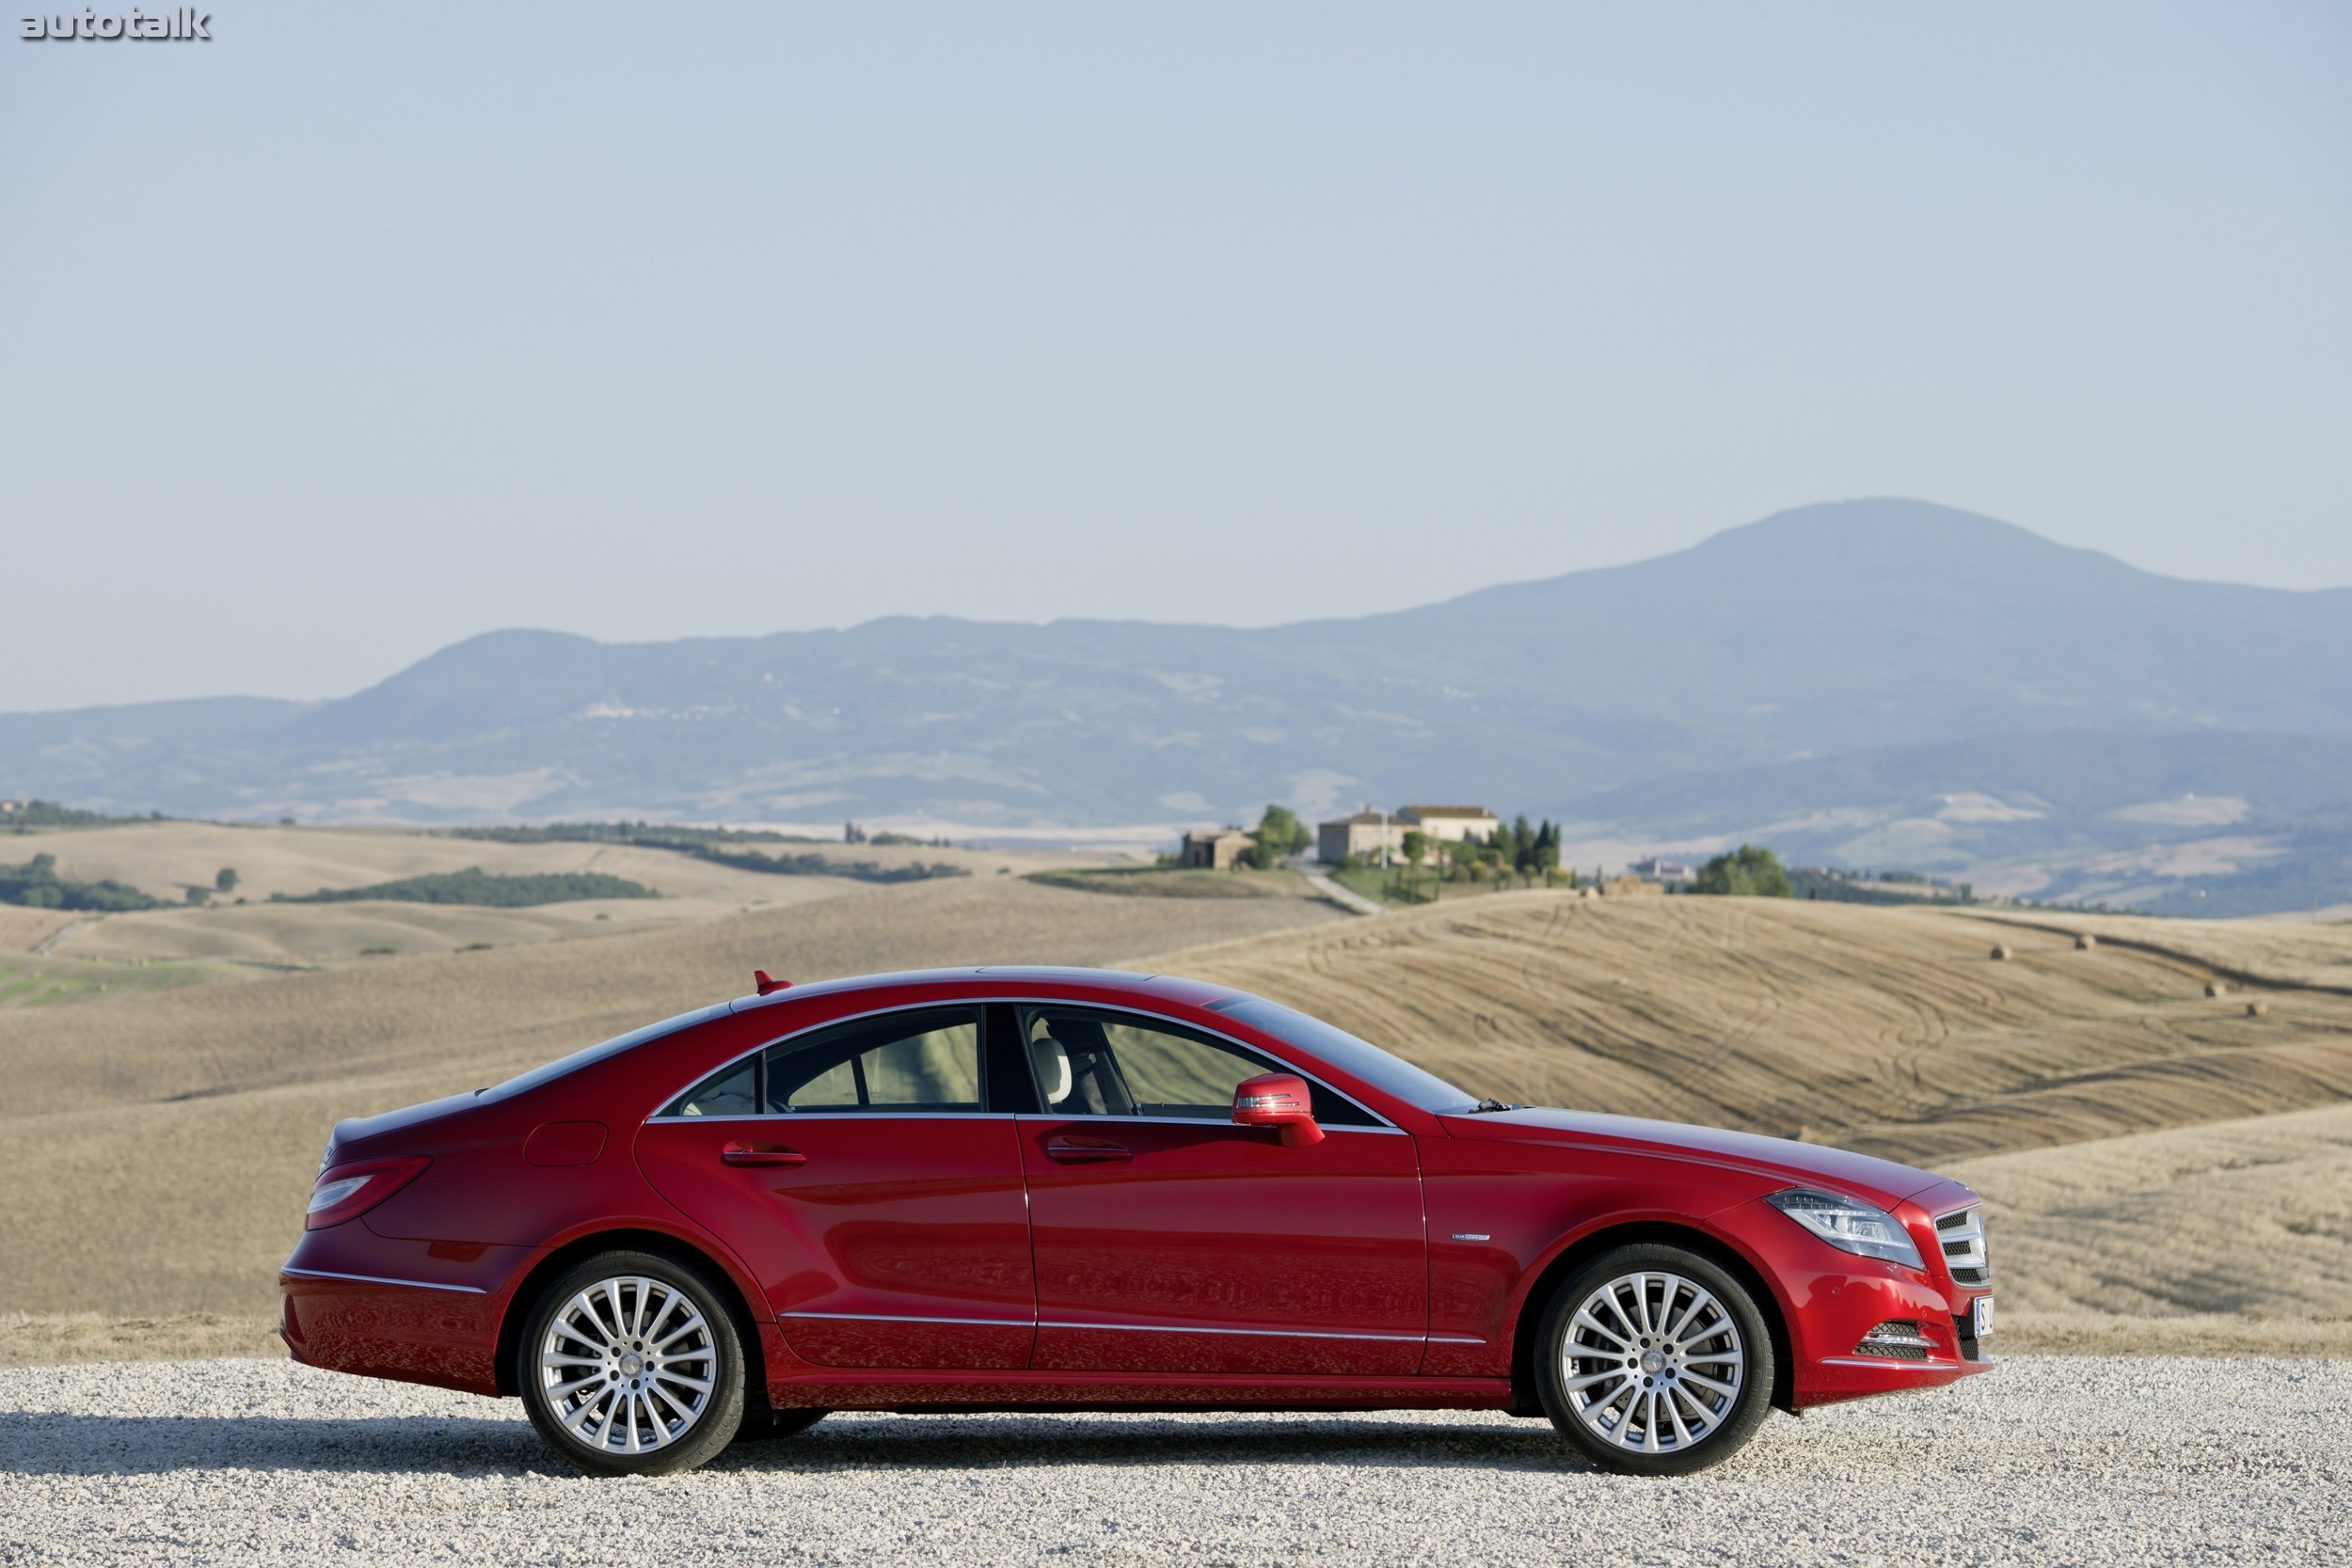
[3,2,2345,712]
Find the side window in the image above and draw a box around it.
[769,1008,982,1112]
[660,1007,984,1117]
[1021,1007,1377,1126]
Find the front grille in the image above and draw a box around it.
[1936,1205,1990,1285]
[1953,1312,1988,1363]
[1854,1320,1935,1360]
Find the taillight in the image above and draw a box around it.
[305,1156,431,1230]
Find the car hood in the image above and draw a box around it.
[1439,1106,1951,1211]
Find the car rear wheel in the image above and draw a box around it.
[516,1250,746,1477]
[1534,1243,1775,1476]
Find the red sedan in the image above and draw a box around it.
[281,966,1994,1476]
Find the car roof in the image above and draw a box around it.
[724,965,1240,1017]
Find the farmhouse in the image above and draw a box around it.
[1178,828,1255,870]
[1397,804,1501,842]
[1317,811,1408,865]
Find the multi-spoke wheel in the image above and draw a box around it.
[1535,1243,1775,1475]
[516,1250,745,1477]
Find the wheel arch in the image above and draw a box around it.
[492,1227,770,1402]
[1504,1220,1797,1414]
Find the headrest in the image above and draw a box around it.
[1029,1036,1073,1104]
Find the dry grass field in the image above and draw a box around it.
[1947,1101,2352,1354]
[1986,907,2352,992]
[0,952,253,1012]
[1150,893,2352,1163]
[6,822,1126,966]
[2,861,2345,1364]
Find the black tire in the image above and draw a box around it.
[1534,1243,1775,1476]
[516,1249,746,1478]
[734,1405,829,1444]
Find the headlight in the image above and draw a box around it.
[1766,1187,1925,1269]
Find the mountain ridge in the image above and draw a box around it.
[6,500,2350,901]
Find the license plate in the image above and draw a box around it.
[1972,1295,1995,1338]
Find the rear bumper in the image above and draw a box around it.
[278,1226,527,1397]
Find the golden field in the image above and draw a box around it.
[4,821,1128,966]
[1,827,2345,1364]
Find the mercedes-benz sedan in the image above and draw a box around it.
[280,966,1994,1476]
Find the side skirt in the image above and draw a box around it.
[765,1370,1516,1413]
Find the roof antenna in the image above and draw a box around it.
[754,970,790,996]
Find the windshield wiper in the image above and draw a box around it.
[1463,1098,1518,1114]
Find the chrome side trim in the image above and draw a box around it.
[1428,1335,1488,1345]
[773,1307,1435,1345]
[280,1267,486,1295]
[647,1112,1006,1124]
[1040,1320,1424,1344]
[647,995,1398,1131]
[649,1109,1409,1135]
[1024,1114,1408,1136]
[781,1310,1035,1330]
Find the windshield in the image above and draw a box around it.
[1204,993,1475,1114]
[479,1003,733,1101]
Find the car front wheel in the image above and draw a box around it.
[516,1249,746,1477]
[1534,1243,1775,1475]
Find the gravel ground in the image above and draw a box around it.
[1,1358,2346,1567]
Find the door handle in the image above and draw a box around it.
[721,1143,806,1167]
[1044,1136,1130,1164]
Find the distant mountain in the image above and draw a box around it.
[5,500,2351,901]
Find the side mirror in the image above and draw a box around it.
[1232,1072,1324,1148]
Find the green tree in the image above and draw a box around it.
[1534,820,1561,870]
[1490,820,1518,867]
[215,866,239,893]
[1400,829,1428,865]
[1246,804,1311,869]
[1692,844,1794,898]
[1510,816,1535,872]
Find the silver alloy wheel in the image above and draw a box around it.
[1560,1269,1745,1455]
[537,1275,718,1455]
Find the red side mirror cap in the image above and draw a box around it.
[1232,1071,1324,1148]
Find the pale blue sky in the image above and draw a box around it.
[2,2,2345,710]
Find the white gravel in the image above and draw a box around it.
[1,1357,2346,1567]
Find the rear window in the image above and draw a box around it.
[1204,994,1475,1115]
[479,1003,734,1101]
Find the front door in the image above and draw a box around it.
[637,1006,1036,1370]
[1013,1005,1427,1376]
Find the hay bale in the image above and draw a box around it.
[1989,943,2012,961]
[2074,932,2097,951]
[2246,1000,2269,1018]
[2205,981,2228,998]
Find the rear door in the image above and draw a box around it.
[637,1005,1037,1370]
[1013,1004,1428,1376]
